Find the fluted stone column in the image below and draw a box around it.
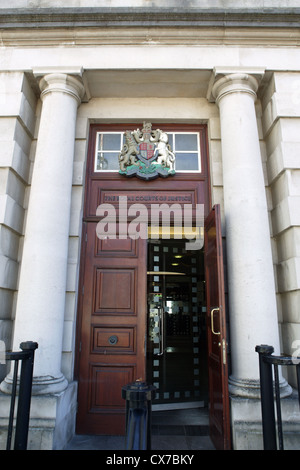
[1,72,85,395]
[212,72,290,397]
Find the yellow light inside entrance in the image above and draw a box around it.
[148,226,201,239]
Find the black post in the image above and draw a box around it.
[14,342,38,450]
[6,359,19,450]
[296,363,300,409]
[255,345,277,450]
[122,381,156,450]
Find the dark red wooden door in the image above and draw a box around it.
[204,205,231,450]
[76,222,147,435]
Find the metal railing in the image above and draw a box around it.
[256,344,300,450]
[3,341,38,450]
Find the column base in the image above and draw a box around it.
[0,381,77,450]
[230,391,300,450]
[229,375,292,399]
[0,373,68,396]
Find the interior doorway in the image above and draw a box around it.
[147,237,208,410]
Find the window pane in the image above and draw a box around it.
[175,134,198,151]
[95,131,201,172]
[98,133,122,151]
[167,134,173,149]
[96,152,119,170]
[175,153,199,171]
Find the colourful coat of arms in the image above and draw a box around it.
[118,123,176,180]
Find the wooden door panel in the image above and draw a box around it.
[94,268,136,314]
[76,222,147,435]
[89,364,135,409]
[92,326,136,354]
[205,205,231,450]
[96,235,138,257]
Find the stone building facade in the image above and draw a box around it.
[0,1,300,450]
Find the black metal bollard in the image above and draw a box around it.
[255,344,277,450]
[122,380,156,450]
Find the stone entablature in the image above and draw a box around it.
[1,3,300,32]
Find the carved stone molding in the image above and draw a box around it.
[38,73,86,105]
[212,73,259,105]
[207,67,265,103]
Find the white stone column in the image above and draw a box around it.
[1,72,85,395]
[212,72,290,397]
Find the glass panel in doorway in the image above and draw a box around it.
[147,238,208,408]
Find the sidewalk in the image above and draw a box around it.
[64,407,215,450]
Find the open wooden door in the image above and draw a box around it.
[76,222,147,435]
[204,205,231,450]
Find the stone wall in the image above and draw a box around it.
[0,72,37,379]
[262,72,300,387]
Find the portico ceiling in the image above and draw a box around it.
[84,69,212,99]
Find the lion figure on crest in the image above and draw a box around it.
[152,129,175,171]
[118,131,140,172]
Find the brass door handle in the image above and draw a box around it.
[211,308,221,335]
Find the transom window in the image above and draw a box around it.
[94,131,201,173]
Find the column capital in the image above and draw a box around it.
[33,67,86,105]
[207,67,265,105]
